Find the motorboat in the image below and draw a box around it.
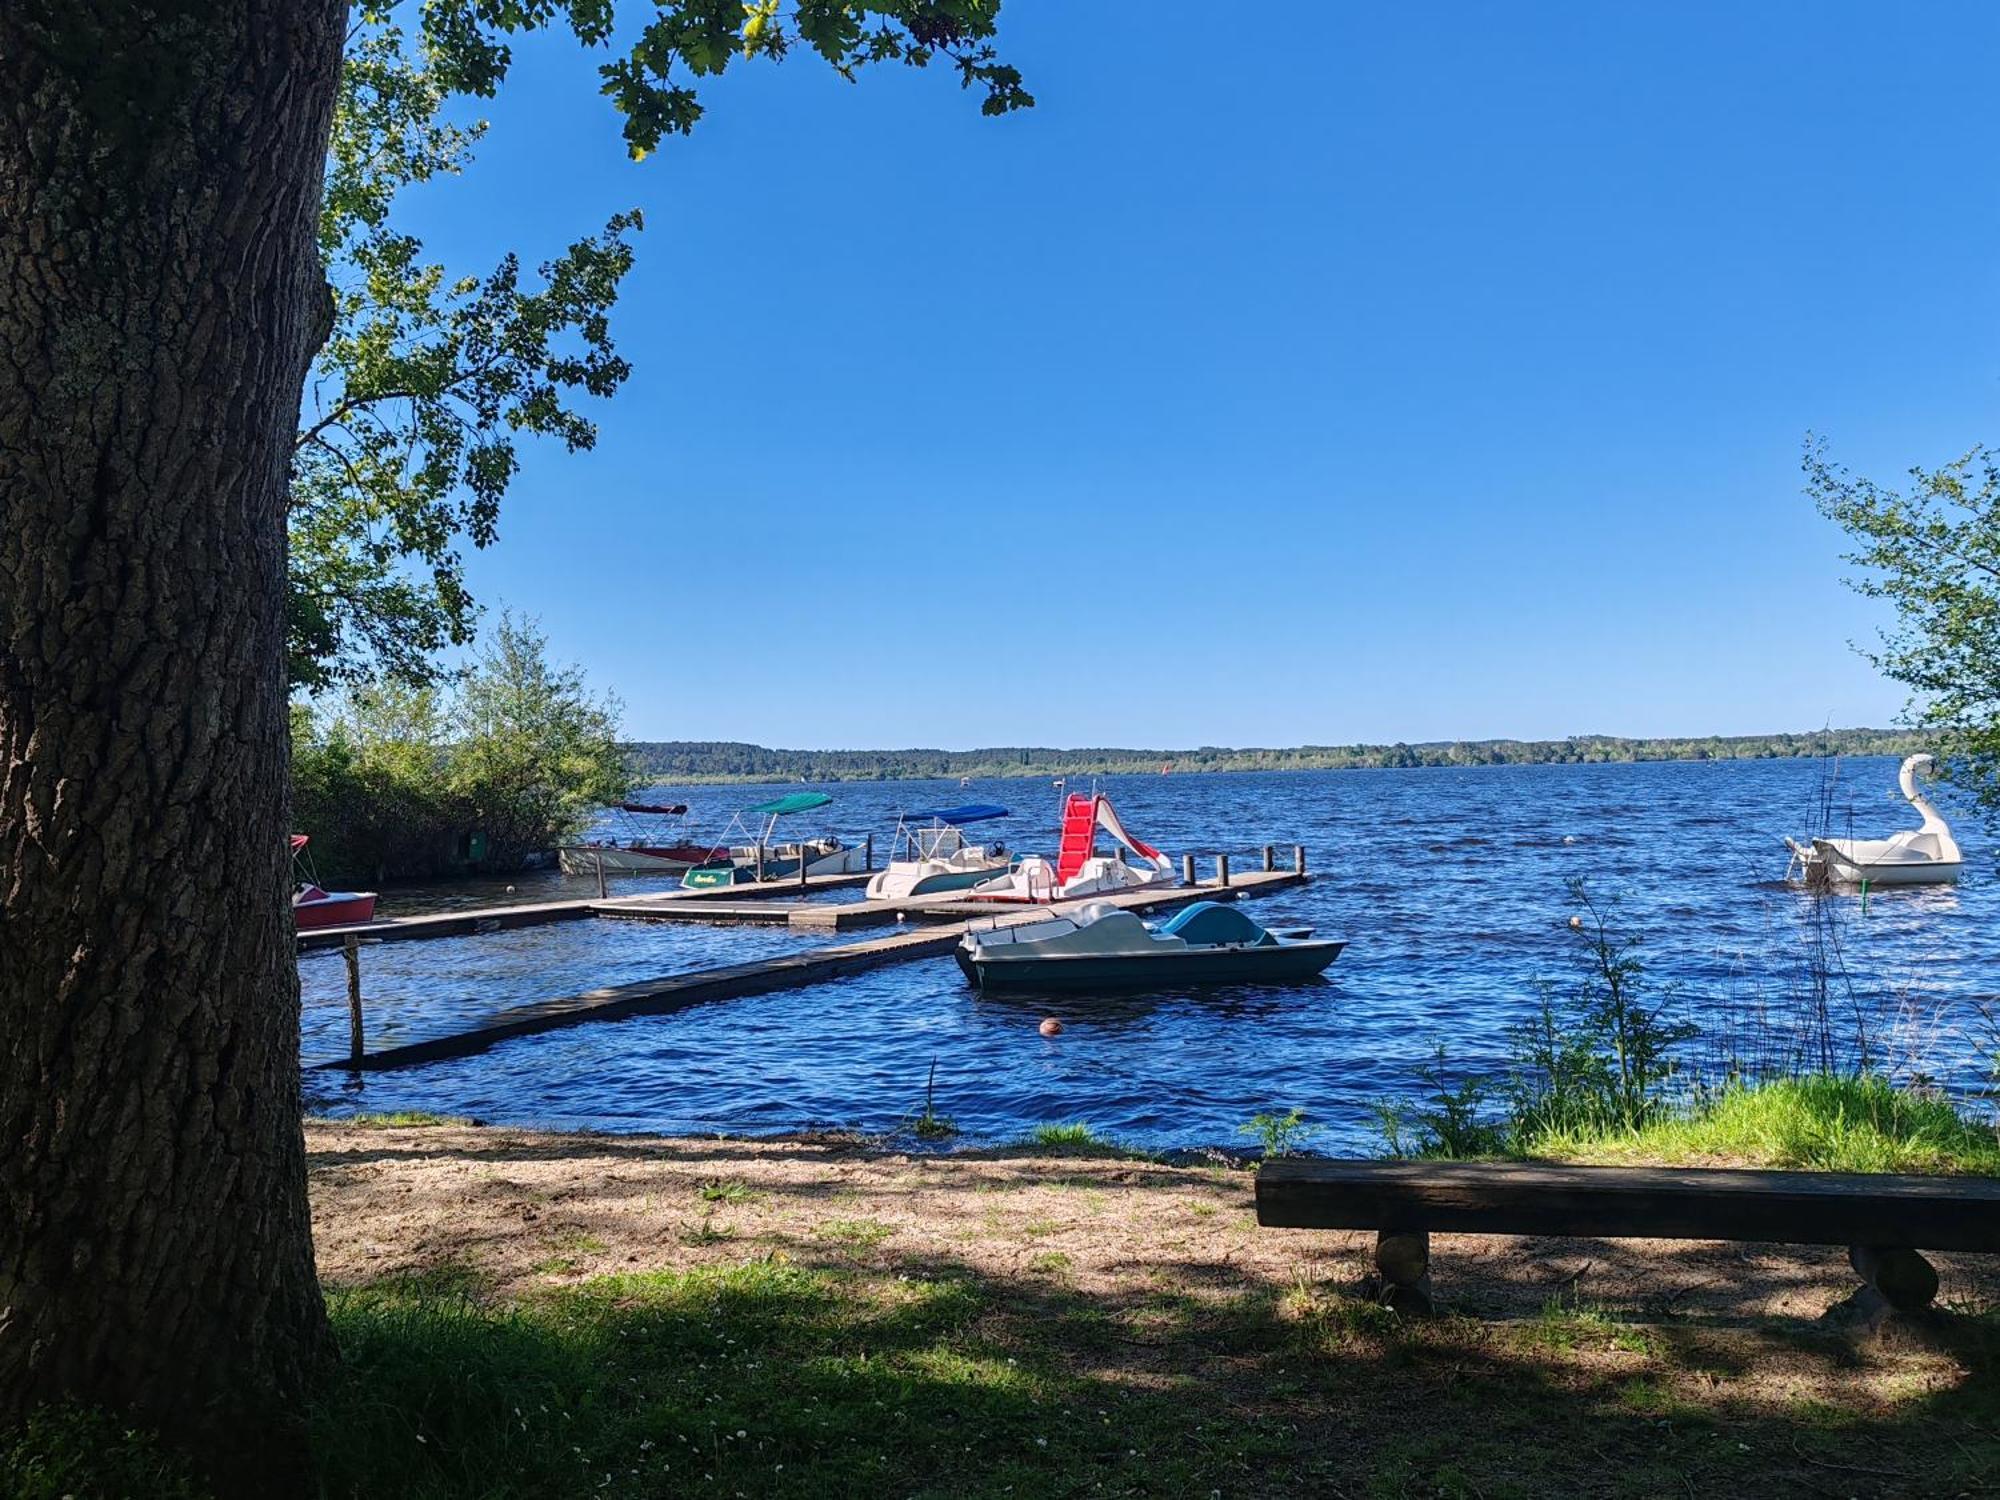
[956,899,1344,992]
[558,801,713,875]
[681,792,868,888]
[864,803,1013,901]
[966,790,1175,903]
[1784,754,1964,887]
[290,834,377,929]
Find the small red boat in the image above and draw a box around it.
[291,834,378,929]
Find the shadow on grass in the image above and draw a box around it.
[15,1250,1998,1499]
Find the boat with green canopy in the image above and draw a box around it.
[681,791,866,888]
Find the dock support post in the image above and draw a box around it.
[755,842,766,883]
[1294,844,1307,876]
[1374,1229,1433,1315]
[1182,853,1196,887]
[1263,844,1275,872]
[344,933,364,1067]
[799,847,810,890]
[594,849,607,900]
[865,833,874,872]
[1849,1244,1939,1312]
[1216,853,1231,888]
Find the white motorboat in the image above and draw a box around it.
[1785,754,1964,886]
[957,899,1343,992]
[558,801,712,874]
[967,790,1176,903]
[864,804,1013,901]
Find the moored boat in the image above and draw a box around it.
[1784,754,1964,887]
[864,804,1013,901]
[558,802,711,874]
[956,899,1343,992]
[966,790,1176,903]
[681,792,868,888]
[290,835,377,929]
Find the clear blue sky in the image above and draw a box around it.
[404,1,2000,748]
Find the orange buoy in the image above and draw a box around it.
[1039,1017,1063,1037]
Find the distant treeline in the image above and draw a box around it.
[623,729,1926,783]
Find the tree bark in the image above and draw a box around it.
[0,0,347,1483]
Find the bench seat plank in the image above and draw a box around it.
[1256,1159,2000,1252]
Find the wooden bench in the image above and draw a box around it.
[1256,1158,2000,1317]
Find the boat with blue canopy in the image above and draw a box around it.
[864,803,1014,902]
[681,791,867,888]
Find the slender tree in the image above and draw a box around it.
[0,0,1026,1484]
[1807,440,2000,826]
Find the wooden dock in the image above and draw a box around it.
[310,867,1307,1071]
[295,869,876,951]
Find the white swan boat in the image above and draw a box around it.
[864,804,1013,902]
[966,790,1176,903]
[1784,754,1963,886]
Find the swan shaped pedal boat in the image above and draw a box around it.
[1784,754,1963,887]
[955,900,1344,993]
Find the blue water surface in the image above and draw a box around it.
[303,759,2000,1151]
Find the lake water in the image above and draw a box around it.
[302,758,2000,1152]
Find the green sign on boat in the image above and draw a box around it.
[746,791,833,817]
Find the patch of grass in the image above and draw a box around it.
[1519,1298,1656,1356]
[1029,1122,1111,1151]
[1536,1075,2000,1175]
[678,1213,736,1246]
[0,1405,203,1500]
[698,1178,762,1206]
[1027,1251,1073,1276]
[9,1245,2000,1500]
[531,1255,580,1276]
[328,1110,475,1129]
[548,1230,607,1255]
[812,1217,893,1252]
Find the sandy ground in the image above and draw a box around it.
[306,1122,1998,1325]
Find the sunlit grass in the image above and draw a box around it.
[1532,1075,2000,1175]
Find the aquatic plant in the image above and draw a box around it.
[907,1058,959,1141]
[1031,1123,1102,1148]
[1239,1108,1319,1158]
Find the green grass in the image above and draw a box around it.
[1028,1122,1103,1149]
[698,1178,762,1205]
[10,1253,2000,1500]
[326,1111,475,1130]
[1532,1075,2000,1175]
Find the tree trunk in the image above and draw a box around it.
[0,1,348,1484]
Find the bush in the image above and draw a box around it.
[292,613,630,882]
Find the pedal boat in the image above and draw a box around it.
[955,899,1344,993]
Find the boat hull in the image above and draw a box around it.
[865,862,1013,902]
[956,939,1345,993]
[293,892,379,929]
[1807,839,1962,886]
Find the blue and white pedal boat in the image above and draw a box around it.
[955,900,1343,993]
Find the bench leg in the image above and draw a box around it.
[1848,1245,1938,1313]
[1374,1230,1434,1316]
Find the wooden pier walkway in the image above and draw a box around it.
[295,869,876,952]
[310,867,1307,1071]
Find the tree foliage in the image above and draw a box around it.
[295,3,1031,689]
[293,613,631,880]
[293,22,640,688]
[1806,440,2000,824]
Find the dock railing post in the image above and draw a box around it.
[594,849,607,900]
[1216,853,1231,888]
[344,933,363,1067]
[865,833,874,872]
[799,846,810,890]
[1181,853,1196,887]
[1294,844,1307,876]
[1263,844,1275,872]
[755,842,765,883]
